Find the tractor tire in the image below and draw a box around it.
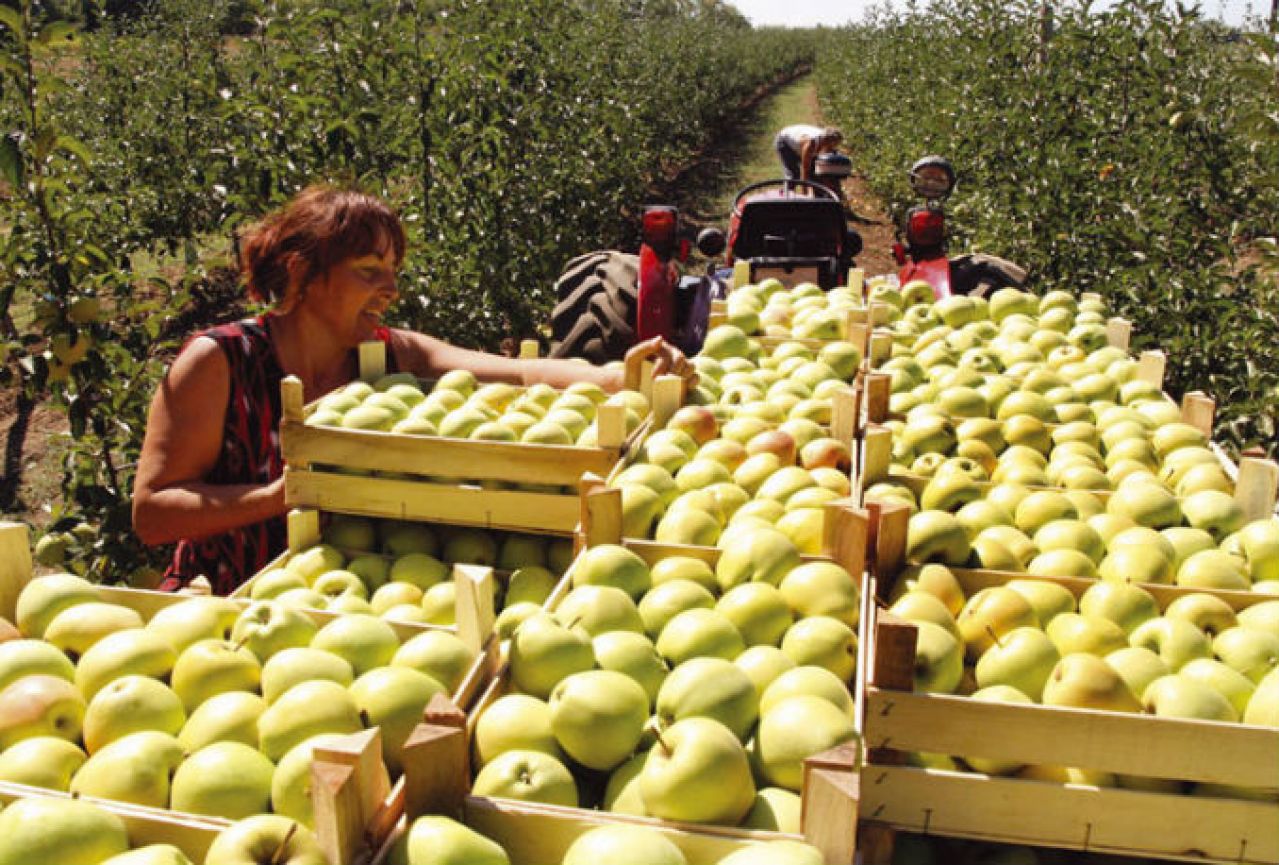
[549,251,639,364]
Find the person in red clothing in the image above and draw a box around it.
[133,185,693,593]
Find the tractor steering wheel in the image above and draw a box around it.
[731,179,839,218]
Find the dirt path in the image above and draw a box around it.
[666,76,898,277]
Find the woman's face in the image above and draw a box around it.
[305,246,400,346]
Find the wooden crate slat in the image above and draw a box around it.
[460,797,788,865]
[864,687,1279,787]
[860,766,1278,865]
[285,469,580,535]
[282,421,618,486]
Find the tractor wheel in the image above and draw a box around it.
[549,251,639,363]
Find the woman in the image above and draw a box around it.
[774,125,843,184]
[133,185,693,593]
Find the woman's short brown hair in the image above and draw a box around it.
[239,185,407,312]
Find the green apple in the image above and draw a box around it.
[312,570,368,603]
[287,544,345,582]
[656,609,745,666]
[1165,593,1238,637]
[891,590,960,640]
[715,528,801,591]
[1104,646,1171,701]
[1238,519,1279,582]
[45,602,144,660]
[350,666,446,773]
[780,616,856,680]
[1096,545,1174,585]
[1130,617,1212,671]
[1005,579,1077,626]
[641,716,755,823]
[170,741,274,819]
[1106,480,1181,529]
[906,511,971,566]
[260,647,354,704]
[975,626,1060,701]
[1238,599,1279,637]
[14,572,99,638]
[753,694,858,791]
[1213,626,1279,683]
[1243,667,1279,726]
[83,674,185,754]
[0,638,75,691]
[777,562,859,627]
[638,580,716,639]
[1178,658,1256,718]
[70,730,184,808]
[740,787,803,833]
[0,735,85,789]
[760,665,854,719]
[649,556,718,592]
[0,796,129,865]
[958,587,1038,662]
[178,690,266,751]
[310,614,399,676]
[911,621,963,694]
[472,749,577,806]
[0,673,84,747]
[74,628,176,700]
[1042,654,1141,712]
[257,679,363,762]
[571,544,651,600]
[388,553,448,591]
[391,630,474,694]
[508,610,592,693]
[602,749,649,815]
[203,815,327,865]
[1079,581,1158,635]
[549,670,648,771]
[231,602,317,662]
[554,585,644,636]
[656,657,757,740]
[171,639,261,712]
[1176,550,1250,591]
[715,583,793,647]
[734,646,797,700]
[101,845,194,865]
[1046,612,1128,658]
[1142,674,1237,722]
[504,565,558,608]
[474,693,562,766]
[592,631,668,705]
[145,597,238,652]
[562,825,685,865]
[898,564,967,617]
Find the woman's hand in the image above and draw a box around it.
[623,336,697,392]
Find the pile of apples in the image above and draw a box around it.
[718,278,865,342]
[248,515,574,633]
[472,541,858,853]
[304,370,646,453]
[892,562,1279,795]
[0,569,484,828]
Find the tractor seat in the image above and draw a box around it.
[731,197,846,261]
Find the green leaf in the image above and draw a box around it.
[0,134,22,189]
[35,21,77,46]
[52,135,93,167]
[0,6,22,40]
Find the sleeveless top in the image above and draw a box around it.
[161,316,395,594]
[776,124,826,152]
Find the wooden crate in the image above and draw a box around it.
[0,521,502,865]
[853,504,1279,865]
[281,341,685,535]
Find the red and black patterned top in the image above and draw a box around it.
[160,316,394,594]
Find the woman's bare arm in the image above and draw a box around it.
[389,331,690,392]
[132,338,287,546]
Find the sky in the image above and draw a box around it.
[726,0,1270,28]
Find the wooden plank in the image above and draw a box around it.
[1236,457,1279,522]
[312,728,392,865]
[864,374,891,425]
[400,695,470,822]
[860,766,1278,865]
[0,782,226,862]
[0,523,32,623]
[1136,350,1166,388]
[871,502,909,585]
[595,401,627,451]
[1106,317,1132,349]
[359,341,387,383]
[519,340,539,360]
[282,375,306,425]
[461,797,788,865]
[821,503,868,583]
[800,743,860,864]
[869,330,893,366]
[651,375,684,430]
[846,267,865,295]
[830,385,859,446]
[453,566,496,658]
[287,508,322,553]
[284,468,581,535]
[731,262,750,290]
[580,477,623,548]
[281,421,618,487]
[864,688,1279,787]
[1181,391,1216,436]
[861,425,893,488]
